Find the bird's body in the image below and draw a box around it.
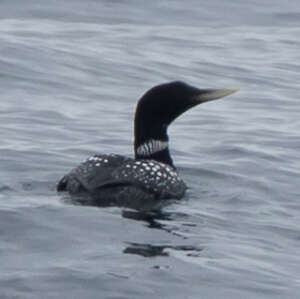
[57,154,186,210]
[57,81,237,210]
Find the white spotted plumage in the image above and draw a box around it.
[60,153,186,203]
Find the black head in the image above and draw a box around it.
[134,81,238,166]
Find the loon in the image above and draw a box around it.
[57,81,238,210]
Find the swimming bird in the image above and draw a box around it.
[57,81,238,210]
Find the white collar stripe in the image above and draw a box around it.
[137,139,168,156]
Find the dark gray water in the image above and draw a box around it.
[1,1,300,298]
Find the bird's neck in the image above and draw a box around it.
[134,138,174,167]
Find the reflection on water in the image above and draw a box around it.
[122,209,202,257]
[124,242,203,257]
[122,209,173,229]
[122,209,191,230]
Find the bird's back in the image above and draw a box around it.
[57,154,187,210]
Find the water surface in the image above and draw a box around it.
[1,1,300,298]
